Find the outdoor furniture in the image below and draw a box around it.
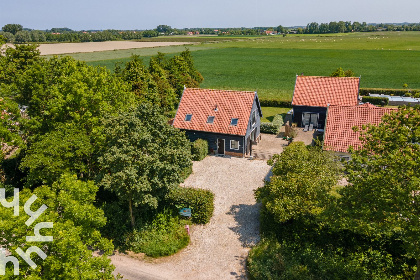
[309,123,314,131]
[303,124,309,132]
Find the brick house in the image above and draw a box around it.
[292,75,360,129]
[172,88,262,157]
[323,103,397,159]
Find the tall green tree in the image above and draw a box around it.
[11,55,135,136]
[334,106,420,279]
[0,43,40,85]
[2,24,23,35]
[98,104,192,228]
[14,31,31,44]
[167,49,204,97]
[330,67,356,77]
[0,173,118,279]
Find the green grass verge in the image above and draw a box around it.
[261,107,290,122]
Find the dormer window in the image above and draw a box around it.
[185,114,192,121]
[207,116,215,124]
[230,118,238,126]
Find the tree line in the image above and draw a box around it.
[297,21,420,34]
[4,21,420,44]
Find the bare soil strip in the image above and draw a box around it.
[36,41,192,55]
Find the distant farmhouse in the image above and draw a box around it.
[323,103,397,159]
[172,88,262,157]
[292,75,360,129]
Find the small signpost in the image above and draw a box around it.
[179,208,192,218]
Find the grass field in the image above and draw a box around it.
[261,107,291,122]
[80,32,420,100]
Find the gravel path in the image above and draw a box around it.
[112,156,271,280]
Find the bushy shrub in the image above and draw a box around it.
[361,96,389,106]
[260,114,283,134]
[272,114,284,127]
[191,138,208,161]
[167,187,214,224]
[260,122,279,134]
[259,98,292,108]
[125,211,190,257]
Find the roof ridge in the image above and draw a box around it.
[186,88,256,94]
[298,75,360,79]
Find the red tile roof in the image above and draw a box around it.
[173,88,258,136]
[292,76,360,107]
[323,103,397,153]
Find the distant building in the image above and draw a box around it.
[172,88,262,157]
[264,30,278,35]
[291,75,360,129]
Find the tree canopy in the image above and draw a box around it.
[98,104,192,227]
[2,24,23,35]
[0,174,118,279]
[256,142,341,223]
[332,106,420,277]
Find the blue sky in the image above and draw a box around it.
[1,0,420,30]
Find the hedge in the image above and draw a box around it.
[260,123,278,134]
[260,114,283,134]
[361,96,389,106]
[259,98,292,108]
[167,187,214,224]
[191,138,208,161]
[359,88,420,97]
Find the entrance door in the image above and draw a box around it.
[217,139,225,154]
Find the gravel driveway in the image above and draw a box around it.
[112,156,272,280]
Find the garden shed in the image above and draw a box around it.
[172,88,262,157]
[292,75,360,129]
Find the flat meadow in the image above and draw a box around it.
[57,31,420,100]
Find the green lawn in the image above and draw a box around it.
[79,32,420,100]
[261,107,291,122]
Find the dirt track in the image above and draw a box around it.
[35,41,192,55]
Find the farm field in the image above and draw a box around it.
[38,41,196,56]
[73,32,420,100]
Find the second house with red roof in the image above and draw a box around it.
[292,75,361,129]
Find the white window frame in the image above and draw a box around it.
[185,114,192,121]
[251,110,256,126]
[230,118,238,126]
[230,140,240,150]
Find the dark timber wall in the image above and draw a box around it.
[184,130,245,156]
[293,105,327,128]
